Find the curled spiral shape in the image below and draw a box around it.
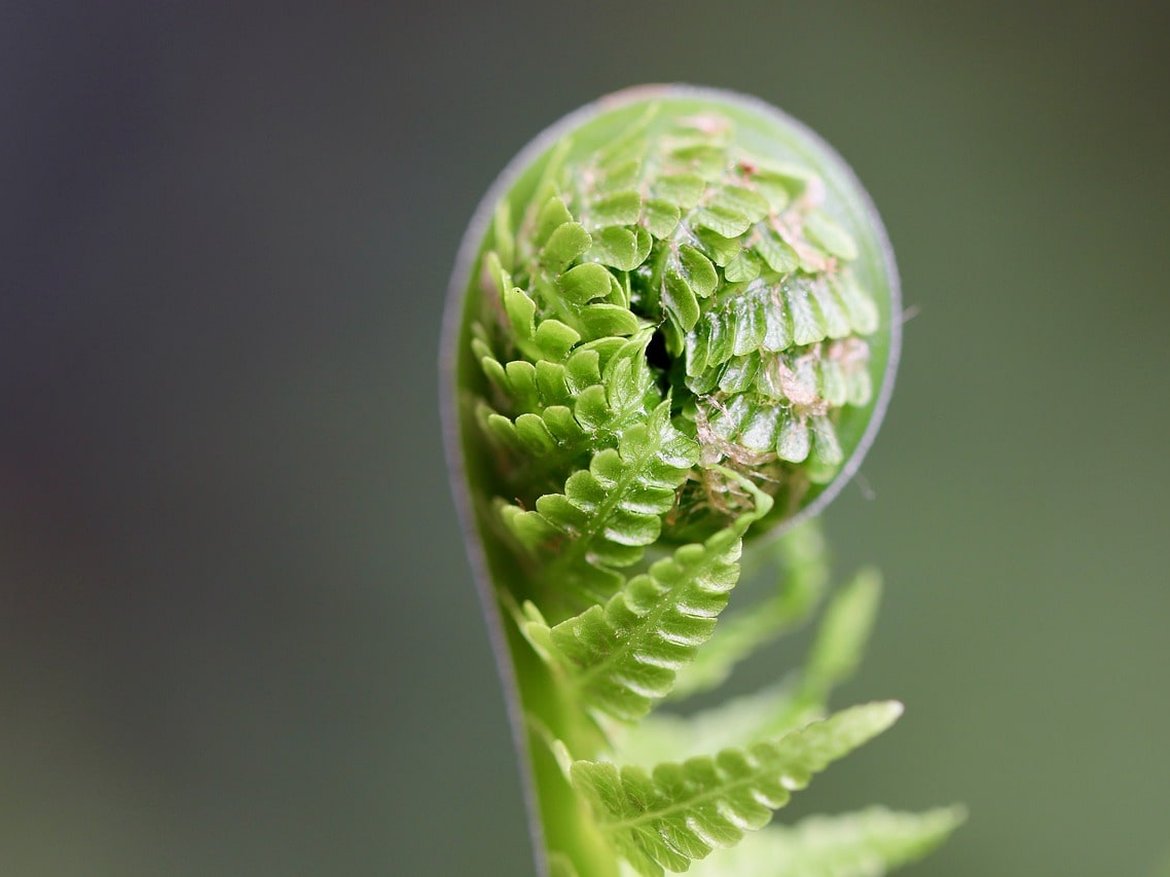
[457,88,899,555]
[440,87,935,877]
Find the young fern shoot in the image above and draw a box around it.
[442,85,961,877]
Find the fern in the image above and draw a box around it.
[501,399,700,604]
[669,521,829,700]
[573,703,902,876]
[525,472,771,722]
[442,86,958,877]
[616,567,882,767]
[686,807,965,877]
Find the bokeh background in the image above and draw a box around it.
[3,2,1169,875]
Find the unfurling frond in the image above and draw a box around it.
[444,87,948,877]
[500,401,699,602]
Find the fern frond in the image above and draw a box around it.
[527,474,772,721]
[500,400,700,601]
[669,522,829,700]
[445,88,948,877]
[572,702,903,876]
[796,569,881,709]
[479,332,663,499]
[686,806,966,877]
[474,322,633,420]
[522,194,647,342]
[613,681,804,769]
[616,568,882,765]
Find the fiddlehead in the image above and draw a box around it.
[442,86,958,877]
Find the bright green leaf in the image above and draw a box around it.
[592,191,643,227]
[643,199,681,238]
[537,196,575,246]
[538,474,771,721]
[663,270,701,334]
[573,702,903,876]
[559,262,615,305]
[687,807,966,877]
[542,221,592,271]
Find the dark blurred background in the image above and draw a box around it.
[2,2,1168,875]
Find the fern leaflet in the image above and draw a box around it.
[527,474,772,721]
[573,702,903,876]
[501,400,699,602]
[615,569,882,766]
[686,806,965,877]
[669,522,829,700]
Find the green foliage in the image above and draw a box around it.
[476,330,662,502]
[573,703,903,876]
[686,806,966,877]
[501,400,700,602]
[616,566,882,767]
[470,100,886,539]
[447,90,954,877]
[669,522,829,700]
[799,569,882,707]
[526,474,771,722]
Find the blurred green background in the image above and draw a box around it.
[2,2,1168,875]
